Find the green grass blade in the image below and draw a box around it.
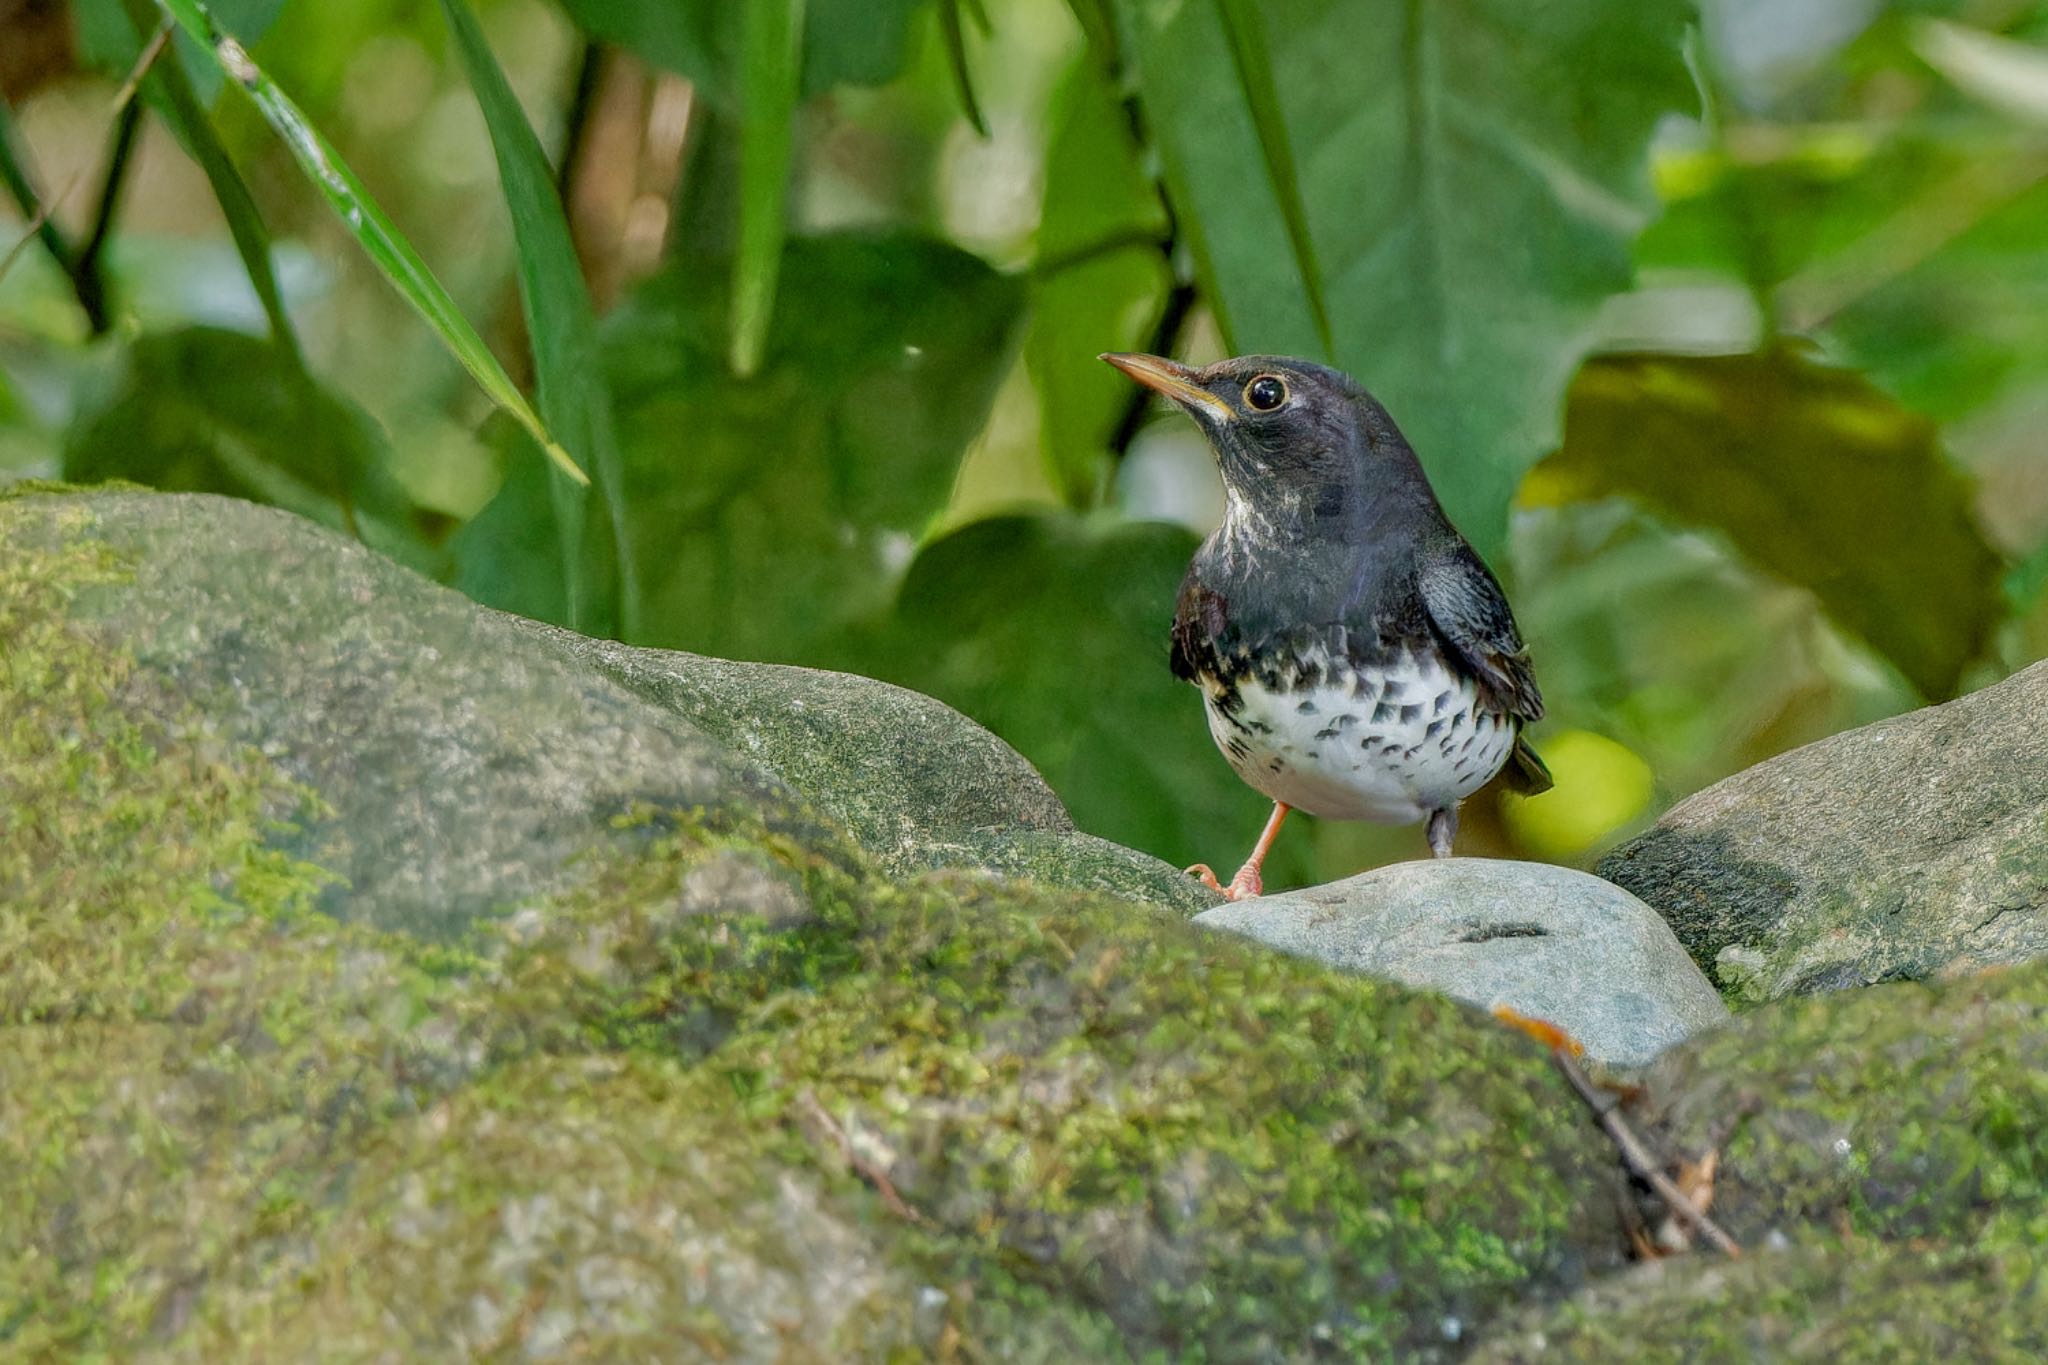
[152,0,588,486]
[440,0,643,635]
[938,0,989,137]
[116,0,300,366]
[729,0,805,377]
[1212,0,1334,359]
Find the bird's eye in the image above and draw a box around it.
[1244,375,1288,411]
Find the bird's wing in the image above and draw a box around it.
[1417,547,1545,725]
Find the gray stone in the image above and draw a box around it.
[1196,859,1728,1068]
[1600,659,2048,1002]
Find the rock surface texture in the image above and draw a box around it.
[1198,860,1728,1068]
[5,485,2042,1361]
[1601,659,2048,1001]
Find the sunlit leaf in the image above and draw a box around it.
[1533,348,2005,698]
[1113,0,1691,557]
[441,0,637,634]
[62,327,430,567]
[730,0,805,377]
[153,0,588,487]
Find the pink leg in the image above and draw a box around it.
[1189,802,1291,901]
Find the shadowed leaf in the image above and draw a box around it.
[844,511,1317,887]
[441,0,638,635]
[62,327,429,568]
[1533,348,2004,698]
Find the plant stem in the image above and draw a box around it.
[72,99,144,335]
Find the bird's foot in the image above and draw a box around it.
[1186,862,1264,901]
[1426,807,1458,859]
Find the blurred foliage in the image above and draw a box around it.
[2,0,2045,890]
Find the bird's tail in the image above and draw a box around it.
[1503,734,1553,796]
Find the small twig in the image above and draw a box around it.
[1106,277,1198,457]
[108,21,175,116]
[0,180,70,287]
[795,1089,925,1224]
[1551,1048,1743,1259]
[71,99,144,335]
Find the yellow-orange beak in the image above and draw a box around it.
[1099,352,1233,423]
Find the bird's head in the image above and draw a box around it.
[1100,352,1430,534]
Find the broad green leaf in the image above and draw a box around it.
[462,232,1020,657]
[1212,0,1332,358]
[843,511,1314,886]
[1532,348,2005,698]
[550,0,925,106]
[61,327,431,568]
[1113,0,1692,557]
[441,0,638,635]
[153,0,588,487]
[731,0,805,377]
[1026,55,1170,506]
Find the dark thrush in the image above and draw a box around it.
[1102,352,1552,900]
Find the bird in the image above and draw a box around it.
[1101,351,1551,901]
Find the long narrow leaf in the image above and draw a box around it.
[1212,0,1335,359]
[729,0,805,377]
[152,0,588,486]
[439,0,641,636]
[117,0,300,365]
[938,0,989,137]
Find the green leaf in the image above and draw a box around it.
[440,0,638,635]
[106,0,301,364]
[1211,0,1333,359]
[937,0,989,136]
[61,327,430,568]
[153,0,588,488]
[845,511,1314,885]
[1026,55,1170,505]
[1114,0,1692,557]
[557,232,1021,660]
[74,0,285,103]
[1532,348,2006,699]
[551,0,924,106]
[730,0,805,377]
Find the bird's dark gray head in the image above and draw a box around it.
[1099,352,1437,540]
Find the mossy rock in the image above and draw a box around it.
[3,486,1634,1359]
[1469,1239,2048,1361]
[1629,963,2048,1248]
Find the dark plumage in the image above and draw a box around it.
[1103,351,1550,898]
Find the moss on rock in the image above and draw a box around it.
[1469,1239,2048,1361]
[1629,963,2048,1250]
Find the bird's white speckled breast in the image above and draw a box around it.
[1199,648,1516,823]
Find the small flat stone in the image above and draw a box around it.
[1196,859,1728,1068]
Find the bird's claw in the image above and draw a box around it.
[1186,862,1263,901]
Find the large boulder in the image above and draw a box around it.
[1198,860,1728,1068]
[2,486,1635,1359]
[1600,661,2048,1001]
